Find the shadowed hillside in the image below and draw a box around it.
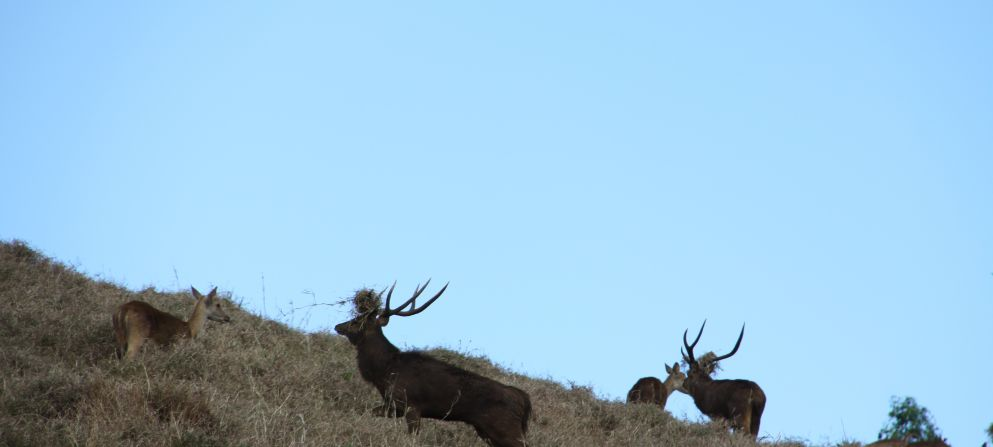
[0,240,810,446]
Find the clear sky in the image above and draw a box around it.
[2,1,991,445]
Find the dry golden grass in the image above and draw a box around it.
[0,240,811,446]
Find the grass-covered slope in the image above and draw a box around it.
[0,240,807,446]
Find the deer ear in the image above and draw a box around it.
[672,362,681,372]
[665,364,673,374]
[191,286,203,300]
[208,287,218,299]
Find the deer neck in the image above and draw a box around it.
[187,299,208,338]
[661,376,680,397]
[683,374,710,396]
[355,329,400,383]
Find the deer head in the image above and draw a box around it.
[664,362,686,390]
[191,286,231,323]
[680,320,744,392]
[334,280,448,345]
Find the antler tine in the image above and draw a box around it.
[392,279,429,311]
[711,323,745,362]
[682,330,695,364]
[682,320,706,363]
[381,279,447,317]
[392,282,449,317]
[690,319,706,349]
[381,281,397,312]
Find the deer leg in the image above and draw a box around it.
[113,321,126,359]
[373,400,404,418]
[372,404,391,417]
[721,409,741,434]
[124,336,145,361]
[485,431,526,447]
[474,424,525,447]
[749,398,763,438]
[404,406,421,434]
[739,410,752,437]
[749,413,761,438]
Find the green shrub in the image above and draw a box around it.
[878,396,943,443]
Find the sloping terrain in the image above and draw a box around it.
[0,240,807,446]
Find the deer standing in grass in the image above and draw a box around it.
[626,362,685,409]
[866,439,951,447]
[679,321,766,439]
[113,286,231,361]
[335,281,532,447]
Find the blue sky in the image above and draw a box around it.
[2,1,991,444]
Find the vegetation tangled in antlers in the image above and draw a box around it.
[350,288,382,317]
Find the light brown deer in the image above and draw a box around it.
[113,286,231,361]
[626,362,685,409]
[679,320,766,439]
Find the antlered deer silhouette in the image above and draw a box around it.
[626,362,685,409]
[113,286,231,361]
[866,439,950,447]
[679,320,766,439]
[335,281,532,447]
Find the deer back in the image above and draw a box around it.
[686,377,764,419]
[117,300,191,343]
[384,351,525,421]
[627,377,664,405]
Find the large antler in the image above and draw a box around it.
[380,280,449,319]
[682,320,746,365]
[682,319,707,364]
[711,324,745,362]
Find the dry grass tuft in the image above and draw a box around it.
[0,240,812,446]
[351,288,382,316]
[697,351,724,376]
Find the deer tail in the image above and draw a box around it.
[522,391,533,434]
[112,307,126,358]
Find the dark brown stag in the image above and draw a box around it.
[865,439,951,447]
[680,320,766,439]
[334,281,531,447]
[626,362,685,409]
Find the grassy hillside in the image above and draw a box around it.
[0,240,810,446]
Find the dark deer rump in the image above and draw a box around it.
[690,379,765,433]
[378,352,531,445]
[626,377,664,405]
[508,385,532,434]
[747,383,766,435]
[867,440,950,447]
